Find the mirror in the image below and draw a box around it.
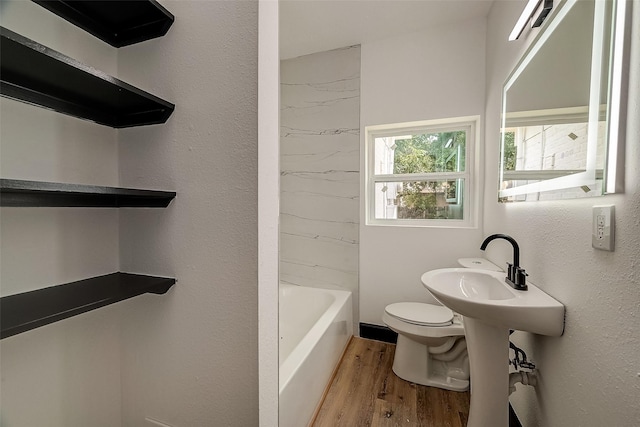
[499,0,629,202]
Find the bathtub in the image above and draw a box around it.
[279,283,353,427]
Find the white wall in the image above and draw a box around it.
[117,1,259,425]
[484,1,640,425]
[0,2,121,426]
[258,0,280,425]
[280,46,361,326]
[1,1,259,426]
[359,19,487,326]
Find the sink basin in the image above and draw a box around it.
[421,268,564,336]
[421,267,565,427]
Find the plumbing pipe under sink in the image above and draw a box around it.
[509,370,537,395]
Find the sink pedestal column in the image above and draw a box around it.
[463,317,510,427]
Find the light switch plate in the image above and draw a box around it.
[592,205,615,251]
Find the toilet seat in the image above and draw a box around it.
[385,302,454,327]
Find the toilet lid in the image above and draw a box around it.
[385,302,454,326]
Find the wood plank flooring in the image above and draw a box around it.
[311,337,470,427]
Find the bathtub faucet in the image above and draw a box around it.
[480,234,528,291]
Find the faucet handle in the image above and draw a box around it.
[506,262,515,281]
[514,267,528,290]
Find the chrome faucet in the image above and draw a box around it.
[480,234,528,291]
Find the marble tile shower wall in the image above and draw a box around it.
[280,46,360,319]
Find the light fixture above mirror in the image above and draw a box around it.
[499,0,631,202]
[509,0,554,41]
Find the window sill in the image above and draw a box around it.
[366,219,478,229]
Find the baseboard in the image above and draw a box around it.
[359,323,398,344]
[509,403,523,427]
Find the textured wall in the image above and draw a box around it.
[0,1,121,425]
[484,1,640,425]
[117,1,259,425]
[1,0,259,426]
[280,46,361,325]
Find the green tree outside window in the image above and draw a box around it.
[392,131,465,219]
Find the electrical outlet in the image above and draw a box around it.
[592,205,615,251]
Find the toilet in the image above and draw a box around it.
[382,258,502,392]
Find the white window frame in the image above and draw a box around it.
[365,116,480,228]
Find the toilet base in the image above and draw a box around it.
[392,334,470,392]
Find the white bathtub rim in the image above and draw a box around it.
[280,280,348,292]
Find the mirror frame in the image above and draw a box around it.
[498,0,631,200]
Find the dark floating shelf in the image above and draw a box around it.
[32,0,175,48]
[1,272,176,339]
[0,26,174,128]
[1,179,176,207]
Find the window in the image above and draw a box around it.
[366,117,479,227]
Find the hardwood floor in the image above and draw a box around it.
[311,337,470,427]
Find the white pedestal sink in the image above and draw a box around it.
[421,268,565,427]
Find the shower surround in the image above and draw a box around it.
[280,46,360,324]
